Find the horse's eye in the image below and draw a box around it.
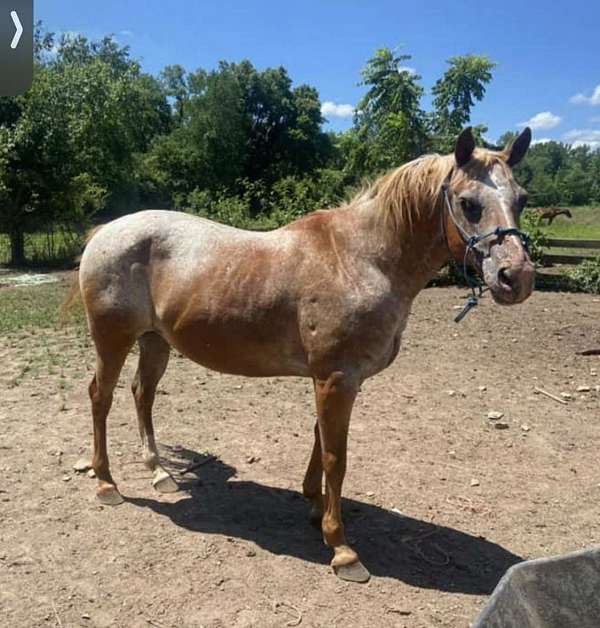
[460,198,482,222]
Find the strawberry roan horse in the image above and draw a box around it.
[72,127,534,582]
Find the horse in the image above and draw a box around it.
[534,207,573,225]
[69,126,535,583]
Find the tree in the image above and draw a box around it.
[160,65,189,123]
[509,139,600,208]
[351,49,427,174]
[430,55,496,152]
[145,60,331,210]
[0,33,170,264]
[347,50,497,179]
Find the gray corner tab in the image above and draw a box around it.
[0,0,33,96]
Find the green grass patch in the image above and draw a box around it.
[0,279,90,386]
[0,280,85,334]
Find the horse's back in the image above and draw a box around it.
[79,210,310,373]
[80,209,280,283]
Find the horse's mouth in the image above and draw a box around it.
[489,282,522,305]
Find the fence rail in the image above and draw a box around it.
[543,238,600,265]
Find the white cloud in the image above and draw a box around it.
[590,116,600,123]
[570,84,600,106]
[571,94,589,105]
[321,101,355,119]
[563,129,600,150]
[119,30,134,37]
[519,111,562,130]
[532,137,553,145]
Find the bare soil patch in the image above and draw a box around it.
[1,283,599,627]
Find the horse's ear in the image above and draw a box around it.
[455,127,475,167]
[505,127,532,168]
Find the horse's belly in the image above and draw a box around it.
[162,318,309,378]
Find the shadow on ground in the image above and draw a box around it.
[126,445,522,594]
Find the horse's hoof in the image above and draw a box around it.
[333,560,371,583]
[152,469,178,494]
[96,483,124,506]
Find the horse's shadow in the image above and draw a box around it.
[126,446,522,595]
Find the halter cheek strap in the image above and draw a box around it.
[440,182,531,323]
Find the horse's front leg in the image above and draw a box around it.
[314,371,370,583]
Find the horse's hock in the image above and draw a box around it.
[473,547,600,628]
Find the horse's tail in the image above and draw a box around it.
[60,225,105,320]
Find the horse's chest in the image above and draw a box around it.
[300,290,410,376]
[367,310,408,375]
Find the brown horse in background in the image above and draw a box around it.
[70,127,534,582]
[534,206,573,225]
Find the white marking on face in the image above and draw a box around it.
[489,164,517,229]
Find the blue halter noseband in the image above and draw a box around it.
[441,182,531,323]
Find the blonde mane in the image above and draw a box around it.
[352,148,511,233]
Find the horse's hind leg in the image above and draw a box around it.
[90,334,134,506]
[303,420,324,526]
[131,332,177,494]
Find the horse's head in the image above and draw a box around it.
[444,127,535,305]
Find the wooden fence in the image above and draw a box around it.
[543,238,600,265]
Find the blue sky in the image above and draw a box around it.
[38,0,600,148]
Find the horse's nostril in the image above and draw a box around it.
[498,267,513,289]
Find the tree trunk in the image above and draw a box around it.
[9,227,25,266]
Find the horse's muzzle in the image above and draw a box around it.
[484,256,535,305]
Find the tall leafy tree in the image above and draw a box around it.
[430,55,496,152]
[145,60,331,208]
[352,48,427,174]
[0,33,170,264]
[160,64,189,123]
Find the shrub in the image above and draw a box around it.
[520,211,548,266]
[184,168,351,231]
[187,188,254,229]
[568,258,600,294]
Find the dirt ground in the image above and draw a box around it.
[1,283,599,628]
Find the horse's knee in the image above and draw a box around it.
[322,451,341,475]
[89,375,114,406]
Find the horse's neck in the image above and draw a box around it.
[337,198,449,297]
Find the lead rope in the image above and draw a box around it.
[440,183,531,323]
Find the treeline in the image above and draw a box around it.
[0,28,598,265]
[510,139,600,207]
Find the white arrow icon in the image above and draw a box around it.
[10,10,23,50]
